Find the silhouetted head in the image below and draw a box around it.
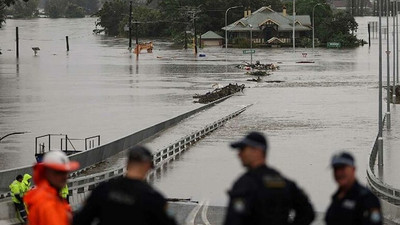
[230,132,268,169]
[331,152,356,190]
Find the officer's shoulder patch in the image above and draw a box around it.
[263,175,286,188]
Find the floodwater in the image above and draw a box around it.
[0,16,397,212]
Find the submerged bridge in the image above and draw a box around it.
[1,98,400,224]
[0,97,253,224]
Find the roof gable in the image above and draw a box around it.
[201,31,223,39]
[222,6,311,31]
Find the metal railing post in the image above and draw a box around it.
[35,137,38,155]
[48,134,51,152]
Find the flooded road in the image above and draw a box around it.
[0,16,395,213]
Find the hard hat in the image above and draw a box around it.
[41,151,80,172]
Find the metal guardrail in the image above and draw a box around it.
[0,94,237,193]
[366,116,400,206]
[66,105,251,206]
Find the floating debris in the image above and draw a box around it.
[247,77,263,82]
[246,70,271,76]
[236,61,279,71]
[247,77,284,83]
[296,60,315,64]
[193,83,245,104]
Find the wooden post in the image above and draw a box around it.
[66,36,70,51]
[199,33,202,49]
[135,21,139,59]
[129,1,132,50]
[194,15,197,55]
[16,27,19,58]
[184,31,187,49]
[368,23,371,47]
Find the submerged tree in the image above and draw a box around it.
[1,0,30,27]
[9,0,39,18]
[95,0,128,35]
[65,3,85,18]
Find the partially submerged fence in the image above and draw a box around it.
[67,105,251,208]
[0,95,234,194]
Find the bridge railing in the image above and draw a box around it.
[67,105,251,207]
[0,95,235,194]
[366,116,400,206]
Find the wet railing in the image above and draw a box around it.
[0,95,236,192]
[67,105,251,207]
[366,116,400,206]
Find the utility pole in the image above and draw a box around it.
[129,1,132,51]
[181,6,201,55]
[135,21,139,59]
[193,12,198,54]
[393,1,396,103]
[378,0,384,170]
[386,0,391,130]
[397,0,399,84]
[293,0,296,53]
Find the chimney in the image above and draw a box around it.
[247,9,252,16]
[283,5,287,17]
[244,8,248,17]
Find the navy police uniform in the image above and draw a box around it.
[325,181,382,225]
[224,165,315,225]
[73,177,176,225]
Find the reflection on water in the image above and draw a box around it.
[0,16,396,212]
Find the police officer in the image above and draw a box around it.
[325,152,382,225]
[73,146,177,225]
[9,174,27,222]
[224,132,315,225]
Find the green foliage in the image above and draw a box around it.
[0,2,6,28]
[65,3,85,18]
[233,37,250,48]
[45,0,67,18]
[299,37,312,47]
[9,0,39,18]
[317,11,359,47]
[44,0,98,18]
[157,0,284,40]
[95,0,128,35]
[286,0,358,47]
[96,0,164,37]
[68,0,99,15]
[1,0,31,27]
[118,6,161,37]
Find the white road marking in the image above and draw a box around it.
[185,201,204,225]
[201,200,211,225]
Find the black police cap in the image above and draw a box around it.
[230,131,268,151]
[331,152,355,168]
[128,146,153,163]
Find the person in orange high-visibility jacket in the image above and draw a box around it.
[24,151,80,225]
